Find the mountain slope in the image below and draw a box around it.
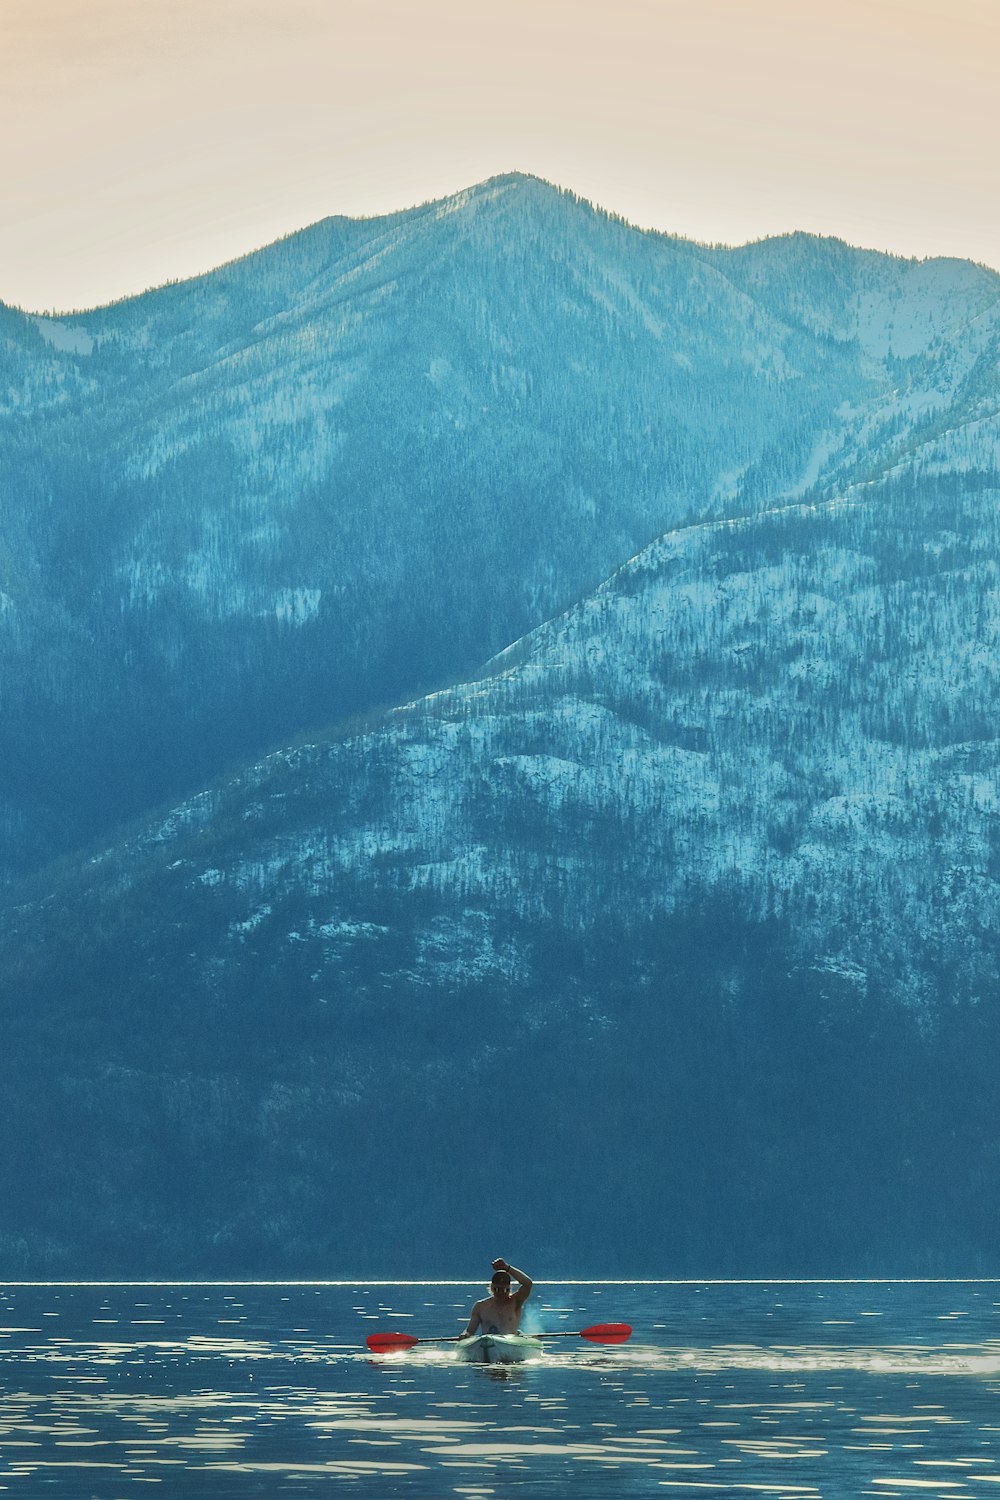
[4,175,999,878]
[5,461,1000,1276]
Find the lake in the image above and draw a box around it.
[2,1280,1000,1497]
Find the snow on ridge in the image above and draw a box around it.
[855,259,1000,361]
[432,178,521,220]
[30,317,94,356]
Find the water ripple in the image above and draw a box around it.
[1,1281,999,1496]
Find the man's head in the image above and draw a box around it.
[490,1270,512,1301]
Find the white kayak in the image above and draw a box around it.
[456,1332,543,1364]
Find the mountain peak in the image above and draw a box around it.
[422,170,585,219]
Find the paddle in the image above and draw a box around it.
[366,1322,631,1353]
[536,1322,632,1344]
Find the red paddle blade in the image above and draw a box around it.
[580,1322,632,1344]
[366,1332,419,1353]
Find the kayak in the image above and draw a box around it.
[456,1332,543,1365]
[366,1322,630,1358]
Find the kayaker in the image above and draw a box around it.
[462,1258,533,1337]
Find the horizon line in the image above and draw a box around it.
[3,1277,999,1288]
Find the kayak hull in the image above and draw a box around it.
[456,1333,543,1365]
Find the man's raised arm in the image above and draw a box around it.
[494,1258,533,1307]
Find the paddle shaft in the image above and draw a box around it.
[535,1330,600,1338]
[367,1321,631,1353]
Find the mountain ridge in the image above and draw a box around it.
[18,173,999,875]
[16,170,1000,321]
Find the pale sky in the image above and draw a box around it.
[3,0,998,313]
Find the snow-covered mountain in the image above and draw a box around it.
[4,174,999,878]
[3,175,1000,1276]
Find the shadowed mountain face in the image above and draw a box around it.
[3,177,1000,1276]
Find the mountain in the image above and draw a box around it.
[4,174,999,879]
[3,176,1000,1276]
[5,470,1000,1276]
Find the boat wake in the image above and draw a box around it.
[548,1341,1000,1377]
[13,1333,1000,1382]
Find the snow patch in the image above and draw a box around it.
[31,317,94,356]
[317,919,391,940]
[274,588,322,624]
[231,905,272,935]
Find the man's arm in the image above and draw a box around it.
[494,1258,533,1308]
[462,1299,485,1337]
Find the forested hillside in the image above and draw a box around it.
[3,176,1000,1275]
[3,175,998,878]
[5,471,1000,1275]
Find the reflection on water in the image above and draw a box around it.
[1,1282,1000,1496]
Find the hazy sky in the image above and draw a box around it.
[4,0,998,312]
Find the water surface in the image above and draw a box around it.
[2,1280,1000,1497]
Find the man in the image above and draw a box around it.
[462,1257,533,1337]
